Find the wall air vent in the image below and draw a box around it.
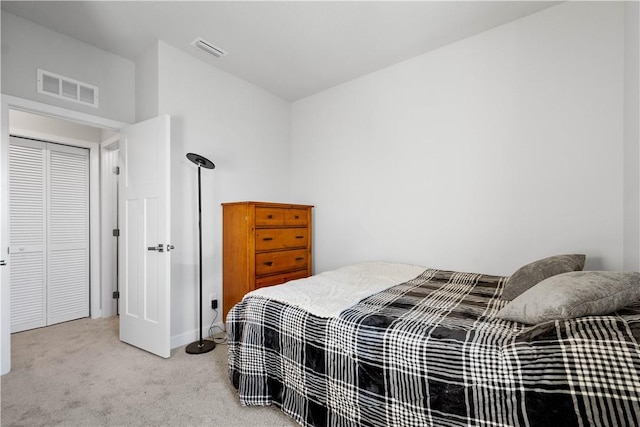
[37,69,99,108]
[191,37,228,58]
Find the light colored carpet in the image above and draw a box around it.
[0,316,298,426]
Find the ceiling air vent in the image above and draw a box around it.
[191,37,227,58]
[37,69,99,108]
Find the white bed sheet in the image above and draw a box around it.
[246,261,426,318]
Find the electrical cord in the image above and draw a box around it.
[208,308,229,345]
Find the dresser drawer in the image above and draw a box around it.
[255,207,284,226]
[255,249,308,276]
[255,228,308,251]
[255,207,309,226]
[255,269,309,289]
[284,209,308,226]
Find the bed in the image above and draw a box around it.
[227,260,640,426]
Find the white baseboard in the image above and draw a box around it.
[99,313,225,351]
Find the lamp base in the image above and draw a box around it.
[185,339,216,354]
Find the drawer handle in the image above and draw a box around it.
[262,237,273,241]
[295,215,300,219]
[295,257,304,261]
[263,261,274,266]
[267,214,273,219]
[295,235,304,239]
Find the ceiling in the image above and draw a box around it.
[1,1,560,101]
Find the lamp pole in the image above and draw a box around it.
[185,153,216,354]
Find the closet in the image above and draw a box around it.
[9,136,89,333]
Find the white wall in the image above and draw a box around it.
[135,43,159,122]
[291,2,625,276]
[153,42,291,346]
[624,1,640,271]
[1,12,135,124]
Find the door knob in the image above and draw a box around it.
[0,260,6,266]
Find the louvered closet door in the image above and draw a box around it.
[9,138,47,333]
[47,144,89,326]
[9,137,89,333]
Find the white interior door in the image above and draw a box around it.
[119,115,171,358]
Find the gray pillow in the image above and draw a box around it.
[497,271,640,324]
[502,254,586,301]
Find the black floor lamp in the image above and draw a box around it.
[185,152,216,354]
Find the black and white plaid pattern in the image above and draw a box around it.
[228,269,640,426]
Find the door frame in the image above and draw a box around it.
[1,94,128,375]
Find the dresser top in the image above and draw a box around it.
[221,201,314,209]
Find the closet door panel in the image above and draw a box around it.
[9,139,47,333]
[9,253,46,332]
[47,145,89,326]
[48,249,89,323]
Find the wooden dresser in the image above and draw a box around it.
[222,201,313,319]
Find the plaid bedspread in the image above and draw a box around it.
[227,269,640,426]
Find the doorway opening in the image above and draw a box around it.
[2,96,172,375]
[1,96,129,375]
